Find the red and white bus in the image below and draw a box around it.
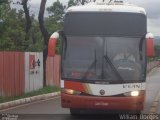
[48,1,154,115]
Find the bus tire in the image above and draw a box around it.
[70,108,80,116]
[134,110,141,114]
[129,110,141,115]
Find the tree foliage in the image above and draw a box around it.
[0,0,44,51]
[68,0,78,7]
[0,0,95,52]
[68,0,93,6]
[45,0,65,36]
[0,2,26,51]
[0,0,8,5]
[47,0,65,17]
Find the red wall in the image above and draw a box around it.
[46,55,60,87]
[0,52,25,97]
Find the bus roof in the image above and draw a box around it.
[66,2,146,15]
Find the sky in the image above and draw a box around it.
[13,0,160,36]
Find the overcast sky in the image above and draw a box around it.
[13,0,160,36]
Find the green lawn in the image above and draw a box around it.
[0,86,60,103]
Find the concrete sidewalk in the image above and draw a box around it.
[0,92,60,110]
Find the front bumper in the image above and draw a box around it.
[61,93,145,110]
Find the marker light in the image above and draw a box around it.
[131,91,139,97]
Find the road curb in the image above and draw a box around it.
[149,90,160,114]
[0,92,60,110]
[147,66,159,77]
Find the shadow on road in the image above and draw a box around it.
[1,114,141,120]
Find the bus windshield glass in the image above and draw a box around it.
[62,12,146,83]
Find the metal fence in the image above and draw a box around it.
[46,55,60,87]
[24,52,43,93]
[0,52,25,97]
[0,52,43,97]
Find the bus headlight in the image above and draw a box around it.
[131,91,139,97]
[62,89,81,95]
[65,89,74,94]
[124,91,140,97]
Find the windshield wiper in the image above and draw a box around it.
[104,54,124,82]
[82,49,97,80]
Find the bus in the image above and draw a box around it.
[48,1,155,115]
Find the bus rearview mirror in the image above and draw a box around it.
[146,33,155,57]
[48,32,59,57]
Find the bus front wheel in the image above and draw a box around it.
[70,108,80,116]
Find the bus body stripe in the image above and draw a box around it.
[86,82,146,96]
[62,80,146,96]
[64,81,85,92]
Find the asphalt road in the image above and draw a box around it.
[0,67,160,120]
[143,67,160,114]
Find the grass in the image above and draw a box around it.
[0,86,60,104]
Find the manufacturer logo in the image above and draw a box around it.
[99,89,105,95]
[123,84,141,89]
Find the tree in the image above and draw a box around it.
[38,0,66,86]
[68,0,78,7]
[21,0,31,34]
[78,0,93,5]
[0,0,9,20]
[0,2,27,51]
[11,0,32,50]
[46,0,65,26]
[47,0,65,17]
[0,0,43,51]
[0,0,8,5]
[67,0,94,7]
[38,0,49,86]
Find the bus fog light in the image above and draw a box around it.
[131,91,139,96]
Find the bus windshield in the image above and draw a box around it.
[62,12,146,83]
[62,36,146,83]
